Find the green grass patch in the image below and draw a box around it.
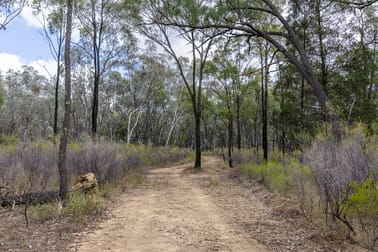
[240,159,308,194]
[64,192,107,219]
[31,201,61,222]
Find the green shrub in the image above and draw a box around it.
[344,177,378,249]
[31,202,61,222]
[240,160,293,193]
[64,192,107,220]
[0,134,19,145]
[347,177,378,217]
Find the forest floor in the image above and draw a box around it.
[68,156,366,252]
[0,156,368,251]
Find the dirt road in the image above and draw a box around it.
[74,157,265,252]
[72,157,363,252]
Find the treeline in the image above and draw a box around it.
[1,1,377,156]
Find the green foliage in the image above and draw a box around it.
[0,134,19,145]
[240,158,297,193]
[346,177,378,217]
[64,192,107,219]
[67,142,83,153]
[344,177,378,249]
[31,201,61,222]
[331,46,378,124]
[31,193,108,225]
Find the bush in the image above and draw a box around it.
[67,141,124,186]
[0,139,190,198]
[240,159,293,194]
[19,141,58,191]
[304,132,376,235]
[63,192,107,220]
[0,134,19,145]
[31,201,61,222]
[343,177,378,249]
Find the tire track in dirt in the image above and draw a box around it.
[73,159,266,252]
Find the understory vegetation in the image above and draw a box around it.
[237,126,378,249]
[0,139,191,226]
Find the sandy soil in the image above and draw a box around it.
[72,157,265,252]
[69,156,366,252]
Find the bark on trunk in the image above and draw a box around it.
[91,0,100,139]
[228,117,233,168]
[236,95,241,150]
[53,55,61,135]
[194,110,201,169]
[58,0,73,204]
[262,0,344,140]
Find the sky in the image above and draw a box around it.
[0,6,57,77]
[0,5,191,79]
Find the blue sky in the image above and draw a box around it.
[0,6,59,77]
[0,5,193,78]
[0,16,52,61]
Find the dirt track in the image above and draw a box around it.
[71,157,365,252]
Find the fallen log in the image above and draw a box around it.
[0,190,60,207]
[1,173,98,207]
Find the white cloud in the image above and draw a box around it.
[21,6,44,29]
[0,53,24,71]
[30,59,57,78]
[0,53,57,78]
[136,31,192,59]
[20,6,82,42]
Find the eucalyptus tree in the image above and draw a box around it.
[0,0,26,30]
[0,67,51,138]
[165,75,184,147]
[34,0,67,135]
[71,62,93,136]
[212,38,255,151]
[110,47,142,145]
[206,58,237,167]
[76,0,132,138]
[331,4,378,125]
[148,0,344,139]
[57,0,73,203]
[205,38,255,166]
[135,0,217,168]
[136,43,170,145]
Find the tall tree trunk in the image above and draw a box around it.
[91,0,99,139]
[194,111,201,169]
[236,95,241,150]
[92,75,99,138]
[260,42,269,162]
[228,117,233,168]
[144,102,151,145]
[261,0,344,139]
[58,0,72,204]
[301,26,306,111]
[54,55,61,135]
[315,0,328,93]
